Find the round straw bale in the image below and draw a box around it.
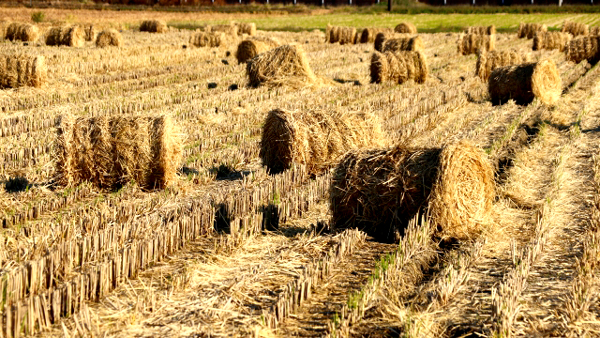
[235,22,256,36]
[235,37,280,64]
[370,50,428,84]
[566,36,600,65]
[0,54,46,88]
[382,35,424,53]
[6,23,39,42]
[259,108,384,175]
[140,20,168,33]
[330,140,493,243]
[394,22,417,34]
[206,24,238,37]
[246,44,317,88]
[476,49,530,81]
[532,31,572,52]
[54,114,182,190]
[95,29,123,48]
[374,32,390,52]
[488,59,561,106]
[562,20,589,37]
[465,25,496,35]
[326,25,356,45]
[191,32,229,48]
[360,27,393,44]
[518,22,547,39]
[45,25,85,47]
[458,33,495,55]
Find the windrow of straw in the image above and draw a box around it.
[518,22,547,39]
[79,23,96,41]
[96,29,123,48]
[6,23,39,42]
[476,50,530,81]
[360,27,393,44]
[247,44,317,88]
[394,22,417,34]
[207,23,238,37]
[326,24,356,45]
[54,114,182,190]
[235,22,256,36]
[532,31,572,52]
[370,50,428,84]
[140,20,168,33]
[566,36,600,65]
[235,36,280,64]
[190,32,230,48]
[259,108,384,175]
[458,33,495,55]
[562,20,589,37]
[465,25,496,35]
[45,25,85,47]
[488,59,561,106]
[330,140,494,243]
[0,54,46,88]
[381,35,424,53]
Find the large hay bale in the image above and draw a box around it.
[458,33,495,55]
[360,27,393,44]
[206,23,238,37]
[246,44,317,88]
[382,35,424,53]
[45,25,85,47]
[562,20,589,37]
[532,31,571,52]
[5,23,39,42]
[235,37,280,64]
[259,108,384,175]
[330,140,494,243]
[566,36,600,65]
[96,29,123,48]
[517,23,547,39]
[394,22,417,34]
[140,20,168,33]
[488,59,561,106]
[465,25,496,35]
[476,50,529,81]
[190,32,229,48]
[54,114,181,190]
[370,50,428,84]
[326,25,356,45]
[0,54,46,88]
[235,22,256,36]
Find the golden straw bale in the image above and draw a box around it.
[382,35,424,53]
[235,22,256,36]
[591,26,600,36]
[5,23,39,42]
[458,33,495,55]
[54,114,182,190]
[45,25,85,47]
[140,20,168,33]
[206,23,238,36]
[488,59,561,106]
[0,54,46,88]
[394,22,417,34]
[95,29,123,48]
[562,20,589,37]
[370,50,428,84]
[190,32,230,48]
[566,36,600,64]
[476,50,530,81]
[247,44,317,88]
[518,22,547,39]
[532,31,571,52]
[330,140,493,243]
[235,37,280,64]
[465,25,496,35]
[260,108,384,175]
[0,21,9,39]
[360,27,393,43]
[326,25,356,45]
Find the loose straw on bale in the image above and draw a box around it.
[207,24,238,37]
[330,140,494,243]
[0,54,46,88]
[360,27,393,44]
[381,35,424,53]
[96,29,123,48]
[566,36,600,65]
[140,20,168,33]
[370,50,428,84]
[190,32,229,48]
[394,22,417,34]
[80,24,96,41]
[465,25,496,35]
[458,33,495,55]
[6,23,39,42]
[235,37,280,64]
[476,50,530,81]
[54,114,182,190]
[533,31,571,52]
[518,22,547,39]
[235,22,256,36]
[326,24,356,45]
[45,26,85,47]
[488,59,561,106]
[591,26,600,36]
[247,44,317,88]
[259,108,384,175]
[562,20,589,37]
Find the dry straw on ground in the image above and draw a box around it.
[140,20,168,33]
[191,32,230,48]
[0,54,46,88]
[465,25,496,35]
[45,25,85,47]
[5,23,39,42]
[207,23,238,36]
[562,20,589,37]
[518,22,547,39]
[533,31,572,52]
[488,59,561,106]
[95,29,123,48]
[259,108,384,175]
[476,50,529,81]
[54,114,182,190]
[360,27,393,43]
[381,35,424,53]
[235,22,256,36]
[325,24,356,45]
[246,44,317,88]
[458,33,495,55]
[566,36,600,64]
[330,140,494,243]
[370,50,428,84]
[394,22,417,34]
[235,37,280,63]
